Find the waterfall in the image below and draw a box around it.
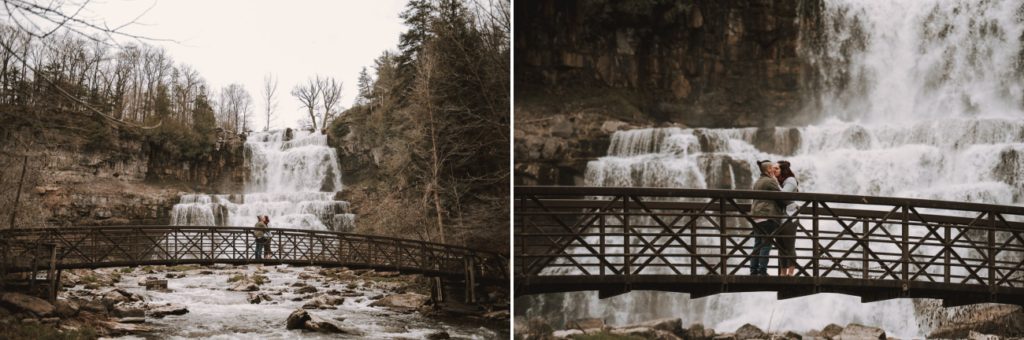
[169,129,355,231]
[528,1,1024,337]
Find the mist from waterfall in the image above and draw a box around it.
[169,129,355,231]
[526,0,1024,337]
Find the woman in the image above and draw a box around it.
[776,160,800,277]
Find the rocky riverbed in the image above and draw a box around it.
[515,315,1013,340]
[0,264,509,339]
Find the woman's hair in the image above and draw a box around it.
[264,216,270,224]
[777,160,796,183]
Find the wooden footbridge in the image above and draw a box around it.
[0,226,508,302]
[515,186,1024,307]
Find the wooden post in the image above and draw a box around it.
[9,155,28,229]
[464,256,477,304]
[47,245,57,302]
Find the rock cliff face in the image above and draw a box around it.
[515,0,819,184]
[0,120,245,227]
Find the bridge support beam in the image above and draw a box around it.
[464,256,477,304]
[430,277,445,304]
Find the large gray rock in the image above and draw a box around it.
[735,323,766,340]
[148,303,189,318]
[111,303,145,318]
[687,323,716,340]
[303,295,344,309]
[611,326,682,340]
[819,323,844,338]
[0,292,55,317]
[369,293,428,309]
[248,292,273,304]
[968,330,1000,340]
[567,318,605,330]
[54,299,79,318]
[285,308,362,335]
[145,279,168,291]
[835,323,885,340]
[625,318,684,335]
[229,281,259,292]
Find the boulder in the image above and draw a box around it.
[611,326,681,339]
[286,308,362,335]
[568,318,605,331]
[148,304,189,318]
[145,279,168,291]
[425,331,451,339]
[0,292,55,317]
[369,293,429,309]
[99,320,156,335]
[294,286,318,294]
[782,330,803,339]
[836,323,885,340]
[286,308,311,330]
[79,299,108,314]
[626,318,684,335]
[820,324,844,338]
[483,310,510,321]
[100,289,138,308]
[111,303,146,318]
[303,295,345,309]
[686,323,712,340]
[248,292,273,304]
[229,281,259,292]
[735,323,766,340]
[54,299,80,318]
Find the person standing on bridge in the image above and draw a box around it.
[254,215,269,260]
[775,160,800,277]
[750,160,784,276]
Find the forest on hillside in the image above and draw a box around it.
[331,0,510,249]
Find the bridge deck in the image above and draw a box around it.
[1,226,508,283]
[515,186,1024,307]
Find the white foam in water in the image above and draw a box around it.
[169,130,355,231]
[535,1,1024,337]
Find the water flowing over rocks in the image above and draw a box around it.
[16,264,505,338]
[170,130,355,231]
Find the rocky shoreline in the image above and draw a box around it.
[515,316,1013,340]
[0,264,509,338]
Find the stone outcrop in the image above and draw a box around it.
[369,293,429,310]
[148,304,189,318]
[835,323,885,340]
[516,0,818,127]
[734,323,766,340]
[0,116,246,227]
[0,292,55,317]
[285,308,362,335]
[514,0,820,185]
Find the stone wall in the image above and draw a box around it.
[514,0,818,184]
[0,121,245,227]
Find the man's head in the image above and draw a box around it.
[759,160,774,176]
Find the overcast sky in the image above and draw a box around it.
[78,0,408,130]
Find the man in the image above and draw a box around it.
[254,215,268,260]
[750,161,784,276]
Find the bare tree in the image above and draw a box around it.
[320,76,343,130]
[219,83,252,132]
[291,77,322,131]
[261,73,278,131]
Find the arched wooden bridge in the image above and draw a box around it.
[0,226,507,301]
[515,186,1024,307]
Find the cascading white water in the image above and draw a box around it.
[169,129,355,231]
[529,0,1024,337]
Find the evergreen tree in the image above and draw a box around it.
[356,67,372,106]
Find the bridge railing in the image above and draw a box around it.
[515,186,1024,305]
[0,226,507,282]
